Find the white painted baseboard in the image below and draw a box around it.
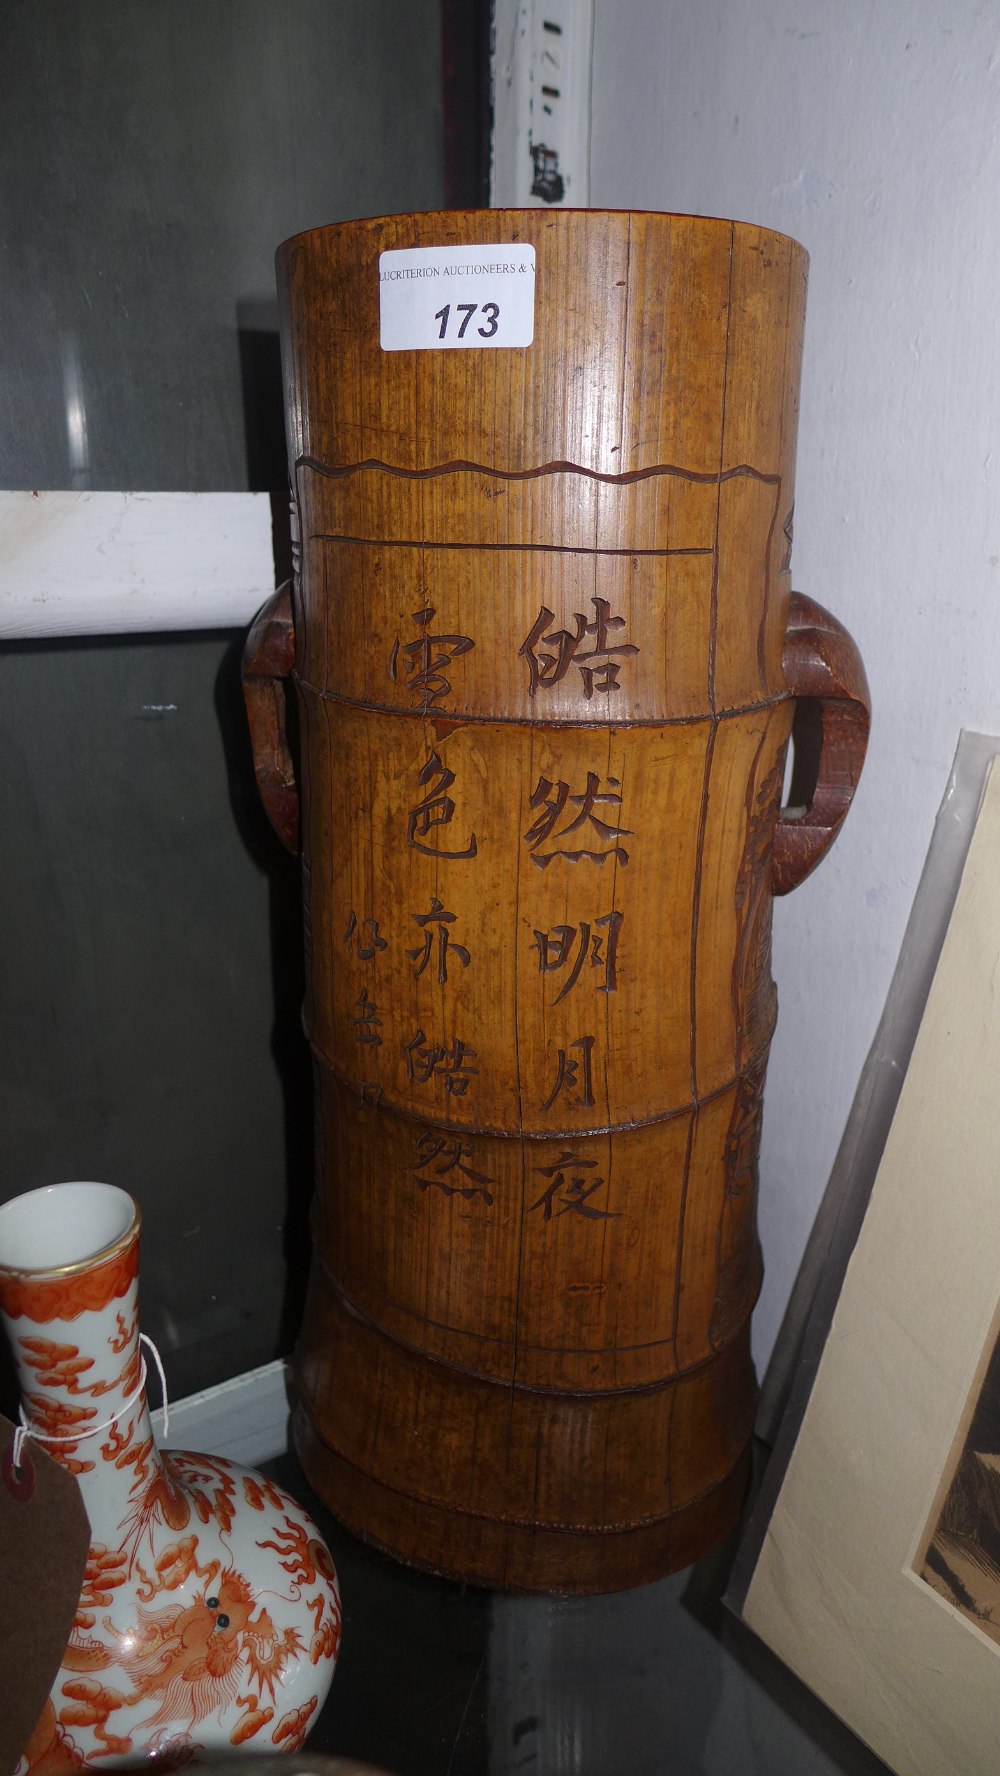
[149,1356,292,1468]
[0,490,275,638]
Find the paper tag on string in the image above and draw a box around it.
[0,1412,90,1771]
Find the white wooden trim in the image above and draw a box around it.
[0,490,275,639]
[149,1357,291,1467]
[491,0,594,208]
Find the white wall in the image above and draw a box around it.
[587,0,1000,1371]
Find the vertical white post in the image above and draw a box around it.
[491,0,594,208]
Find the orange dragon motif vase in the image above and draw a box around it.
[243,209,870,1593]
[0,1182,341,1765]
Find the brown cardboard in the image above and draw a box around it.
[0,1412,89,1774]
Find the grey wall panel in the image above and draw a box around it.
[0,0,445,1403]
[2,0,445,490]
[0,632,315,1400]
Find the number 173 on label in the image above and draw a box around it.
[379,245,536,351]
[434,301,499,341]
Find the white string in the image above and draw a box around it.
[17,1362,147,1448]
[13,1332,170,1462]
[141,1331,170,1439]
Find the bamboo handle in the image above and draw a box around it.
[241,581,299,855]
[772,591,871,895]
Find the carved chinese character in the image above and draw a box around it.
[524,773,632,869]
[539,1034,596,1112]
[351,991,382,1045]
[413,1131,495,1204]
[528,1150,619,1221]
[533,910,623,1004]
[403,1029,479,1096]
[723,1069,765,1200]
[407,751,478,859]
[388,604,474,709]
[408,896,471,983]
[519,596,638,699]
[344,911,388,960]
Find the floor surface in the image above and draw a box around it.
[264,1450,890,1776]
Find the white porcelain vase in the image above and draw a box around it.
[0,1182,341,1767]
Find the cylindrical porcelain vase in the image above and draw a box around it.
[243,209,871,1594]
[0,1182,341,1766]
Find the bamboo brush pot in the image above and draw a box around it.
[243,209,870,1594]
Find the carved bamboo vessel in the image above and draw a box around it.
[243,210,870,1593]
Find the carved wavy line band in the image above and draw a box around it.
[296,453,780,489]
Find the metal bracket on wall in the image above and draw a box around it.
[491,0,595,207]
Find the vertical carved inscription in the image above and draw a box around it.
[524,774,632,869]
[520,597,639,699]
[351,992,382,1045]
[408,897,471,983]
[533,911,622,1002]
[388,604,474,709]
[528,1150,619,1222]
[539,1035,597,1112]
[344,912,388,959]
[403,1032,479,1096]
[407,751,478,859]
[413,1131,495,1205]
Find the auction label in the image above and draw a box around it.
[379,245,535,351]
